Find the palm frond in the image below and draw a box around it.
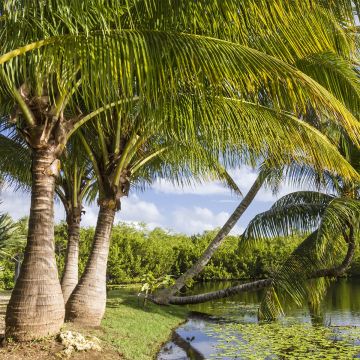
[316,198,360,258]
[295,52,360,117]
[259,231,333,320]
[242,192,334,242]
[1,29,360,147]
[0,212,26,256]
[0,133,31,190]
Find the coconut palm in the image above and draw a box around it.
[153,168,269,303]
[154,58,360,304]
[164,138,360,306]
[238,140,360,319]
[154,99,360,305]
[161,198,357,308]
[0,133,96,303]
[1,0,360,339]
[64,108,247,325]
[56,141,96,304]
[64,84,360,325]
[150,0,360,302]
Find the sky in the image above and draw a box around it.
[0,165,308,235]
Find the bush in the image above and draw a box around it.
[1,219,359,290]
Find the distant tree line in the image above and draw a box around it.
[0,220,355,290]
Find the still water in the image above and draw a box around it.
[158,278,360,359]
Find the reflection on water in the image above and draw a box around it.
[158,278,360,359]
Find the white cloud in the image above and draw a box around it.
[0,186,164,231]
[83,199,241,236]
[1,186,245,235]
[0,185,66,222]
[171,206,243,235]
[0,187,30,220]
[1,167,308,236]
[80,195,163,228]
[119,194,163,223]
[152,165,309,203]
[152,179,229,196]
[80,205,99,227]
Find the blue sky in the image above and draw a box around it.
[1,165,307,235]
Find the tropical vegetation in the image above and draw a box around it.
[0,0,359,349]
[1,220,360,291]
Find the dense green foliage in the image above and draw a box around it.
[1,219,358,290]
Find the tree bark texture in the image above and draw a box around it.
[5,148,65,341]
[61,209,81,304]
[65,204,115,326]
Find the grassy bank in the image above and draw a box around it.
[100,286,189,359]
[0,287,189,360]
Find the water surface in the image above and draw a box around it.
[158,278,360,359]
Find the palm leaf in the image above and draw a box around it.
[242,192,334,241]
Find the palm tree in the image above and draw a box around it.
[238,142,360,319]
[0,134,96,303]
[154,118,359,305]
[160,202,357,308]
[165,139,360,310]
[153,26,360,304]
[65,77,360,325]
[1,0,360,339]
[153,168,268,303]
[56,141,96,304]
[64,109,245,325]
[156,109,360,304]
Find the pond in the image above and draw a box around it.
[158,278,360,359]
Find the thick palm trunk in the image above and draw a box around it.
[5,148,65,341]
[61,209,81,304]
[162,227,356,306]
[155,173,266,303]
[65,203,115,326]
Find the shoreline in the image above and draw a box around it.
[0,287,189,359]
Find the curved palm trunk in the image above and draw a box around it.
[61,209,81,304]
[154,172,266,304]
[166,279,272,305]
[65,203,115,326]
[5,149,65,341]
[161,227,356,306]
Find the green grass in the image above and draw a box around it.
[100,286,189,360]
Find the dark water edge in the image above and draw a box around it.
[158,329,205,360]
[157,278,360,360]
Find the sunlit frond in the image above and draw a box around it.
[242,192,334,242]
[0,133,31,190]
[259,231,337,320]
[0,211,26,257]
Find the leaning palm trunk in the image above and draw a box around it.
[163,227,356,305]
[154,172,266,303]
[5,149,65,341]
[65,202,115,325]
[61,208,82,304]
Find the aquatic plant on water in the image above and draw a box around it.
[206,322,360,359]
